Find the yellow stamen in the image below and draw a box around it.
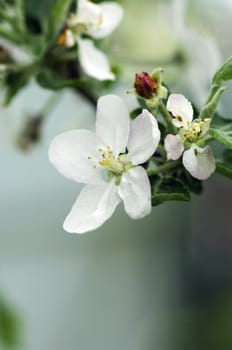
[97,14,103,26]
[57,31,67,46]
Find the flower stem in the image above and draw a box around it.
[202,136,214,145]
[159,101,176,133]
[147,160,180,176]
[203,123,232,145]
[40,93,61,119]
[220,123,232,131]
[204,84,218,105]
[157,144,166,158]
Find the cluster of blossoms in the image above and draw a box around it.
[133,71,216,180]
[164,94,215,180]
[49,72,217,234]
[0,0,231,236]
[47,1,230,235]
[58,0,123,80]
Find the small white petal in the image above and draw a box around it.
[88,2,123,39]
[167,93,193,128]
[78,38,115,81]
[96,95,130,157]
[49,129,104,185]
[63,179,121,234]
[183,144,215,180]
[64,29,75,48]
[164,134,184,160]
[126,109,160,165]
[77,0,101,26]
[118,167,151,219]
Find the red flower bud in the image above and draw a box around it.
[134,72,158,99]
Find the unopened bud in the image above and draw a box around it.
[134,72,157,99]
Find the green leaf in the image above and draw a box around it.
[24,0,72,45]
[204,84,221,105]
[178,170,203,194]
[215,161,232,179]
[16,0,26,32]
[0,27,22,44]
[24,0,53,19]
[0,297,19,347]
[27,34,47,57]
[4,63,37,105]
[223,149,232,162]
[36,71,86,90]
[211,112,232,128]
[200,86,227,119]
[48,0,73,43]
[151,176,191,206]
[209,128,232,149]
[212,56,232,85]
[4,69,29,105]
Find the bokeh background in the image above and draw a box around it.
[1,0,232,349]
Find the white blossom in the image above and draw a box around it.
[166,93,193,129]
[49,95,160,234]
[164,134,184,161]
[63,0,123,80]
[182,144,215,180]
[164,93,215,180]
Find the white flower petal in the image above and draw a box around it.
[88,2,123,39]
[49,129,104,185]
[96,94,130,157]
[64,29,75,48]
[164,134,184,160]
[78,38,115,81]
[183,144,215,180]
[167,93,193,128]
[126,109,160,165]
[63,179,121,234]
[118,166,151,219]
[77,0,101,25]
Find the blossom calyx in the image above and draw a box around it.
[151,67,168,99]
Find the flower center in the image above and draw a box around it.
[88,145,133,184]
[98,146,125,174]
[67,9,103,36]
[180,118,210,143]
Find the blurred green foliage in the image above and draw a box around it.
[0,0,121,105]
[0,296,19,349]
